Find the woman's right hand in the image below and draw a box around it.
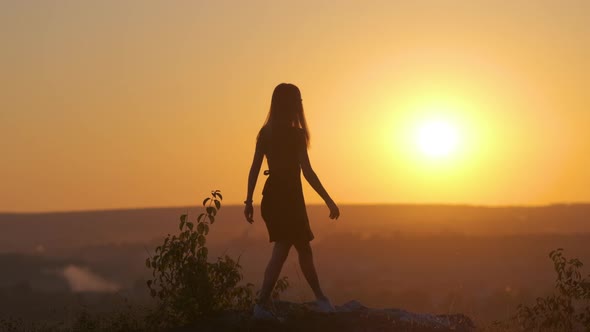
[327,199,340,220]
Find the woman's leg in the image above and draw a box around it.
[258,241,292,305]
[293,241,328,300]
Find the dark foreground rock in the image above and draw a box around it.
[172,300,475,332]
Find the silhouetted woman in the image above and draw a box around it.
[244,83,340,319]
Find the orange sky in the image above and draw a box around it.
[1,1,589,212]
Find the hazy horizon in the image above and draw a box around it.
[4,201,590,214]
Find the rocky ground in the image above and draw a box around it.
[172,300,475,332]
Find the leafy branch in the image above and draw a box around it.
[145,190,254,326]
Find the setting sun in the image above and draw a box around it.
[416,120,459,158]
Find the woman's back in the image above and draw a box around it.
[257,125,305,192]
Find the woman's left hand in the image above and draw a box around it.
[327,200,340,220]
[244,203,254,224]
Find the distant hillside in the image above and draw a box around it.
[1,204,590,324]
[1,204,589,253]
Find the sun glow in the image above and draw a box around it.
[416,120,459,158]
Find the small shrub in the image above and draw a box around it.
[515,248,590,331]
[146,190,256,326]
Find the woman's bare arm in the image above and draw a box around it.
[298,143,340,219]
[244,148,264,223]
[246,149,264,202]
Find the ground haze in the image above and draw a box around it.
[1,204,589,325]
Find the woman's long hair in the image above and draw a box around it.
[259,83,310,148]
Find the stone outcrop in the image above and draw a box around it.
[173,300,475,332]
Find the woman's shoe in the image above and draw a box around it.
[252,303,277,320]
[315,297,336,313]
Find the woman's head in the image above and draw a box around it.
[264,83,309,146]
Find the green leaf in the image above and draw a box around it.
[197,222,205,235]
[206,206,217,216]
[198,213,205,223]
[187,222,194,231]
[214,199,221,210]
[209,215,215,224]
[204,223,209,235]
[198,235,206,246]
[203,197,210,206]
[198,247,208,259]
[217,193,223,201]
[179,214,188,230]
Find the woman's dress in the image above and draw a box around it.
[257,126,314,243]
